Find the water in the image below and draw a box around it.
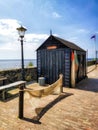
[87,58,96,61]
[0,58,94,70]
[0,59,36,70]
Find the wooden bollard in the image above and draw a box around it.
[18,84,24,119]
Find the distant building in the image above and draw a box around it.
[36,35,86,87]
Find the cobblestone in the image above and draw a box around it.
[0,65,98,130]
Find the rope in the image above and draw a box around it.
[20,74,63,98]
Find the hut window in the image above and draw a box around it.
[47,46,57,50]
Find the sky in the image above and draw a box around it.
[0,0,98,59]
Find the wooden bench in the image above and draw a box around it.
[0,81,26,100]
[0,76,7,85]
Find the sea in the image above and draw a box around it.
[0,58,94,70]
[0,59,36,70]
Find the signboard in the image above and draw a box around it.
[47,46,57,50]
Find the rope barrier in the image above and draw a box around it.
[20,74,63,98]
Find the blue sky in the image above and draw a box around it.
[0,0,98,59]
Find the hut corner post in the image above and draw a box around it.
[71,51,76,88]
[18,85,25,119]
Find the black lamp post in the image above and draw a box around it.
[16,26,27,119]
[16,26,27,80]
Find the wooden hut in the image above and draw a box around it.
[36,35,86,87]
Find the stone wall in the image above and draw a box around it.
[0,67,37,84]
[87,60,96,66]
[0,60,96,85]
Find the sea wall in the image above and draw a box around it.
[87,60,96,66]
[0,60,97,85]
[0,67,37,84]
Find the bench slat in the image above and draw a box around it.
[0,81,26,91]
[0,77,7,81]
[0,81,26,100]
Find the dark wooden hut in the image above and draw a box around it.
[36,35,86,87]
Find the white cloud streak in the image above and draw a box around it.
[52,12,61,18]
[76,29,89,34]
[0,19,49,59]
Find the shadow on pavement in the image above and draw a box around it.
[0,93,19,102]
[76,78,98,92]
[22,92,73,124]
[87,66,97,74]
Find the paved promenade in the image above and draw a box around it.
[0,65,98,130]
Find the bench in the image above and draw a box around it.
[0,76,7,85]
[0,81,26,100]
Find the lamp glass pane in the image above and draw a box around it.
[18,30,25,37]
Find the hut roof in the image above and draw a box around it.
[37,35,86,52]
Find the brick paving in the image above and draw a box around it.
[0,65,98,130]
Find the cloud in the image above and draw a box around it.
[0,19,20,36]
[52,12,61,18]
[0,19,20,51]
[76,28,89,34]
[26,34,48,44]
[0,19,49,59]
[68,37,78,42]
